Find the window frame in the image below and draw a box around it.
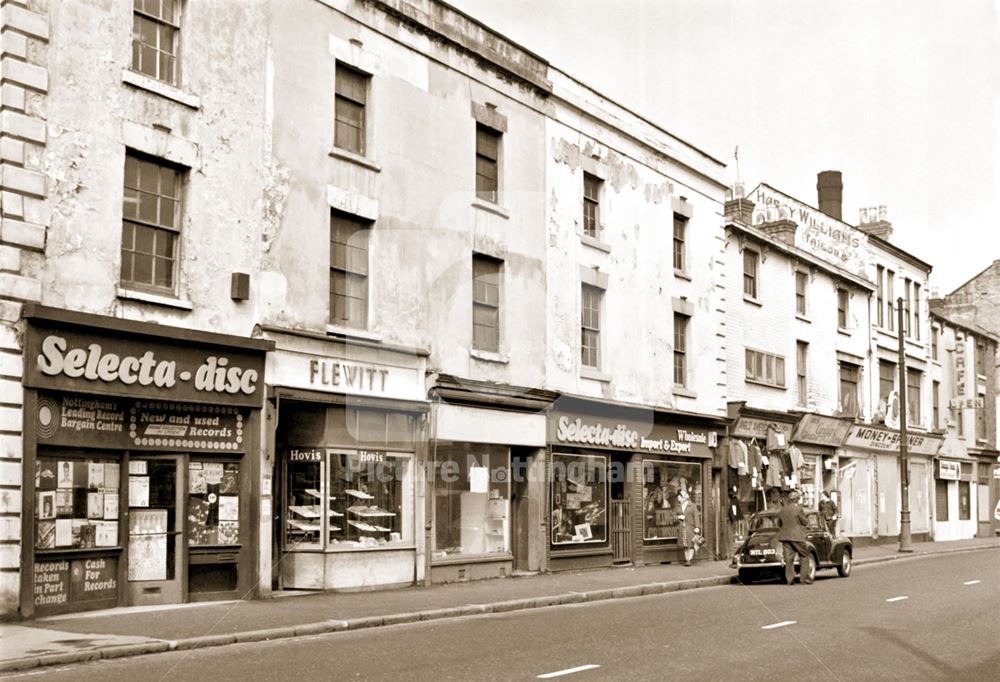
[879,361,896,407]
[876,264,884,327]
[580,284,602,369]
[906,368,921,426]
[475,124,501,203]
[886,269,895,331]
[796,341,808,406]
[745,348,786,389]
[329,212,371,329]
[743,249,759,299]
[334,62,369,156]
[838,362,860,417]
[837,287,849,329]
[132,0,181,86]
[932,379,940,430]
[583,173,602,239]
[795,271,807,316]
[472,254,502,353]
[673,313,689,387]
[120,152,183,296]
[673,214,688,273]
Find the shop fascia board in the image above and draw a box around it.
[258,324,430,361]
[23,303,274,353]
[429,373,558,413]
[553,392,729,427]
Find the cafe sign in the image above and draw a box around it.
[949,397,983,410]
[26,328,265,407]
[937,460,960,481]
[844,425,942,456]
[793,414,852,446]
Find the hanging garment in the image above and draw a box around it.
[748,441,764,476]
[729,439,749,474]
[738,474,752,501]
[788,445,804,472]
[766,456,784,488]
[766,426,787,451]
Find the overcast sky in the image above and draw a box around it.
[448,0,1000,294]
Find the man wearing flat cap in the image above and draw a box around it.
[777,490,813,585]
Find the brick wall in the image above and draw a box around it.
[0,0,47,618]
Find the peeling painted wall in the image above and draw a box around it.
[35,0,271,337]
[264,0,549,387]
[544,113,728,416]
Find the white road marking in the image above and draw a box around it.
[761,620,796,630]
[964,580,981,585]
[885,596,909,602]
[538,664,601,678]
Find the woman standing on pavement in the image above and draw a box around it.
[675,490,701,566]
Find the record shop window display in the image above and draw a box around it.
[433,443,510,559]
[551,452,608,545]
[642,460,702,542]
[35,454,122,550]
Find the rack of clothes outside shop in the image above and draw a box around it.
[726,426,806,543]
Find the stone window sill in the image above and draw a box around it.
[838,328,852,337]
[329,147,382,172]
[673,386,697,399]
[326,324,382,343]
[580,366,611,383]
[674,269,692,282]
[581,235,612,253]
[117,287,193,310]
[469,348,509,364]
[795,314,811,324]
[471,198,510,219]
[122,69,200,109]
[745,378,786,390]
[743,295,763,307]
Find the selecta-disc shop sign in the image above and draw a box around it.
[27,330,266,407]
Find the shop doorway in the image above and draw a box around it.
[511,450,530,573]
[127,456,184,606]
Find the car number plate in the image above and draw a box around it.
[749,548,776,556]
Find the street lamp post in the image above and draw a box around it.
[897,297,913,552]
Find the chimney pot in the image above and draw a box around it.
[817,170,843,221]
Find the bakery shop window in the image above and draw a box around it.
[35,454,121,551]
[187,461,240,546]
[641,460,702,542]
[284,447,414,551]
[551,452,608,545]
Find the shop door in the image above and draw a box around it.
[610,500,631,564]
[876,455,899,537]
[127,456,184,606]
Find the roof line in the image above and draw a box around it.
[947,259,1000,297]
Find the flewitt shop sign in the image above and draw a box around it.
[25,328,265,408]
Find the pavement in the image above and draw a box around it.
[1,536,996,674]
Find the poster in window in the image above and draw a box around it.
[55,490,73,516]
[95,521,117,548]
[55,519,72,547]
[58,461,74,489]
[129,476,149,507]
[574,523,593,541]
[128,534,167,581]
[36,460,57,490]
[104,463,120,490]
[87,492,104,519]
[219,464,239,494]
[88,463,105,489]
[37,491,55,520]
[217,521,239,545]
[103,493,119,520]
[78,522,96,548]
[129,460,147,475]
[218,495,239,522]
[36,520,55,549]
[468,466,489,494]
[130,509,168,534]
[187,498,212,545]
[204,463,224,485]
[189,463,207,494]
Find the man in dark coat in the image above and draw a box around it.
[777,490,813,585]
[818,491,839,535]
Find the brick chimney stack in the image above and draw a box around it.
[724,182,754,225]
[858,204,893,241]
[817,170,843,221]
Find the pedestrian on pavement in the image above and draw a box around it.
[675,490,701,566]
[818,491,839,535]
[777,490,813,585]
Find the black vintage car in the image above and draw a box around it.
[733,509,853,583]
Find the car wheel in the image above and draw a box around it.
[837,550,852,577]
[802,555,817,583]
[737,569,754,584]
